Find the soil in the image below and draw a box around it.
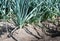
[0,22,60,41]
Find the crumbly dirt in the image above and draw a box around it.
[0,22,60,41]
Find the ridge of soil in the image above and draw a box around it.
[0,22,60,41]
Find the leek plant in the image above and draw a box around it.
[9,0,44,35]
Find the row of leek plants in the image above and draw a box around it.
[0,0,60,34]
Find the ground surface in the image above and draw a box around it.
[0,22,60,41]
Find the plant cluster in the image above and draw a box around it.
[0,0,60,28]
